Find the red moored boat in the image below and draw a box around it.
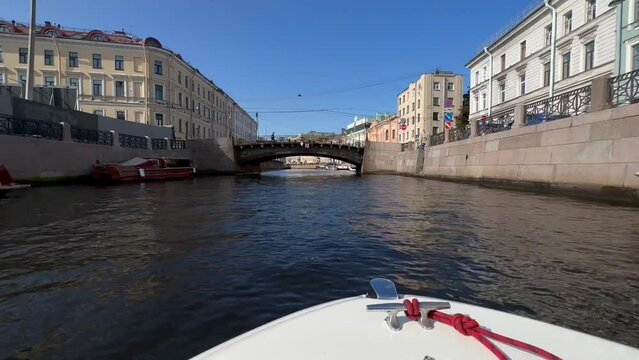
[0,164,30,196]
[92,157,195,183]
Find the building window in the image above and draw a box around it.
[385,129,389,141]
[543,62,551,87]
[92,79,103,96]
[500,54,506,71]
[115,55,124,70]
[446,98,454,107]
[19,73,26,86]
[433,112,439,121]
[563,11,572,35]
[0,73,4,85]
[179,119,183,132]
[584,41,595,71]
[0,25,10,33]
[392,129,396,139]
[191,99,195,112]
[155,84,164,100]
[635,1,639,23]
[432,126,438,135]
[92,34,104,41]
[184,75,188,87]
[178,92,183,106]
[411,116,415,125]
[417,99,421,108]
[0,46,3,63]
[178,71,182,85]
[19,48,28,64]
[520,41,526,60]
[519,73,526,95]
[447,82,454,91]
[68,52,78,67]
[185,96,189,109]
[155,113,164,126]
[116,111,126,120]
[197,84,200,95]
[92,54,102,69]
[68,77,79,89]
[545,25,552,46]
[433,97,440,106]
[434,82,441,90]
[562,52,571,79]
[474,95,479,112]
[482,93,487,110]
[44,50,54,65]
[633,44,639,70]
[93,110,104,116]
[44,75,55,87]
[499,83,506,103]
[115,81,125,97]
[474,71,479,85]
[586,0,596,22]
[154,60,163,75]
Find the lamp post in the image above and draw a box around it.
[25,0,37,100]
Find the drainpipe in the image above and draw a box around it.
[483,47,494,116]
[143,44,150,124]
[544,0,558,98]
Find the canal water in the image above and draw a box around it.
[1,170,638,359]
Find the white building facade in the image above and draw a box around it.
[342,117,370,146]
[466,0,616,121]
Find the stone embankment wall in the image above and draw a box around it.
[0,136,236,182]
[363,104,639,203]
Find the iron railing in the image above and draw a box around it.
[170,139,186,149]
[610,69,639,107]
[151,138,168,150]
[0,114,63,140]
[119,133,148,149]
[449,126,471,142]
[71,127,113,145]
[430,132,445,146]
[525,85,591,125]
[476,109,515,135]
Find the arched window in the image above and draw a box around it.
[45,29,57,37]
[385,129,389,141]
[92,34,104,41]
[0,25,11,33]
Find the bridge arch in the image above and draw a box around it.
[234,142,365,171]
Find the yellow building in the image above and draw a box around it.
[0,20,257,140]
[396,70,464,144]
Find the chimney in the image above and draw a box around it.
[57,24,61,29]
[11,20,16,25]
[44,21,51,26]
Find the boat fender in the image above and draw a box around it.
[139,168,146,178]
[192,167,197,174]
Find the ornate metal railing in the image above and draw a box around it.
[119,133,148,149]
[609,69,639,107]
[430,132,445,146]
[449,126,471,142]
[0,113,63,140]
[170,139,186,149]
[151,138,168,150]
[525,85,591,125]
[71,127,113,145]
[476,109,514,135]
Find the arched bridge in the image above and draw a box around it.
[234,142,365,172]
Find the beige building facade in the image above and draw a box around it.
[396,70,464,144]
[0,20,257,140]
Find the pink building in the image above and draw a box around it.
[367,115,399,143]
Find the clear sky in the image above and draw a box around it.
[4,0,538,135]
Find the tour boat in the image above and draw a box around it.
[92,157,195,183]
[191,278,639,360]
[0,164,30,196]
[336,165,350,171]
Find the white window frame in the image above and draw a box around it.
[499,82,506,103]
[447,82,454,91]
[113,78,127,98]
[626,38,639,72]
[0,70,5,85]
[115,110,127,121]
[43,74,56,87]
[631,0,639,24]
[583,40,595,71]
[153,82,165,101]
[91,77,104,96]
[154,112,165,126]
[434,81,441,90]
[586,0,596,22]
[68,76,81,93]
[519,73,526,96]
[563,11,573,35]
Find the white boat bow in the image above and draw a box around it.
[192,278,639,360]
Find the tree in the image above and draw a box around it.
[455,89,470,129]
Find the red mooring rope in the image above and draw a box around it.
[403,298,563,360]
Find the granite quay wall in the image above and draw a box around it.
[362,101,639,204]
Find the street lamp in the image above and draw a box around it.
[25,0,37,100]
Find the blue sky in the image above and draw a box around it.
[4,0,537,135]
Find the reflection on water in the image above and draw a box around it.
[0,171,638,359]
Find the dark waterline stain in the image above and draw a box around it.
[0,170,638,359]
